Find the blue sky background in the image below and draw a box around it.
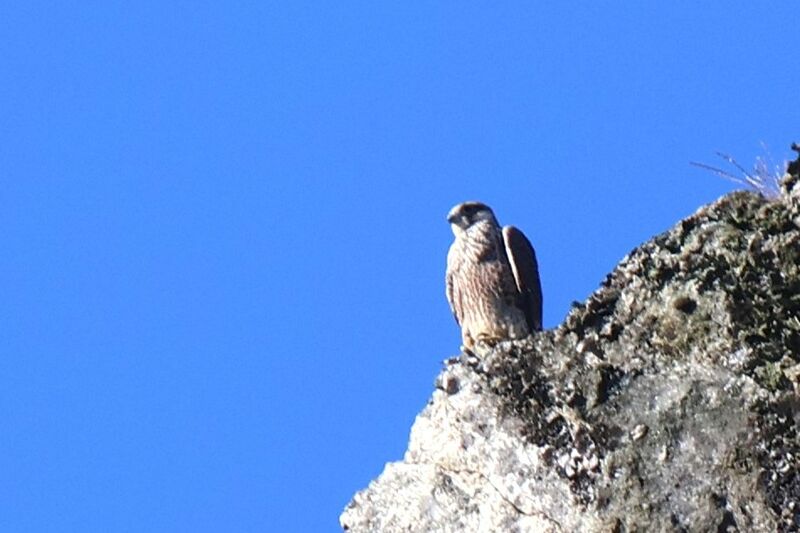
[2,3,798,531]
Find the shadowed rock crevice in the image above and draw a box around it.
[342,150,800,532]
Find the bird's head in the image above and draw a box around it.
[447,201,498,235]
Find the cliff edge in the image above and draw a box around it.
[342,148,800,532]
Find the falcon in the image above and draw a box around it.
[446,201,542,351]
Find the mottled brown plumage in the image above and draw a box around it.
[446,202,542,350]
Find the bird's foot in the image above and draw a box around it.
[458,345,481,365]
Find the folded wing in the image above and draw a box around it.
[502,225,543,331]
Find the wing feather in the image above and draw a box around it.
[502,225,543,331]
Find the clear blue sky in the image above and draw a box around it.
[2,3,797,531]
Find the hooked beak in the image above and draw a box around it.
[446,206,461,224]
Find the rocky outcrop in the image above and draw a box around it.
[342,147,800,532]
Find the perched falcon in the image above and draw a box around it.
[446,201,542,351]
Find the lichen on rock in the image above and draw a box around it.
[342,148,800,532]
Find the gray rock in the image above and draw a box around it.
[342,151,800,532]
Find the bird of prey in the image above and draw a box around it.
[446,201,542,351]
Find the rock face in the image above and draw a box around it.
[342,152,800,532]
